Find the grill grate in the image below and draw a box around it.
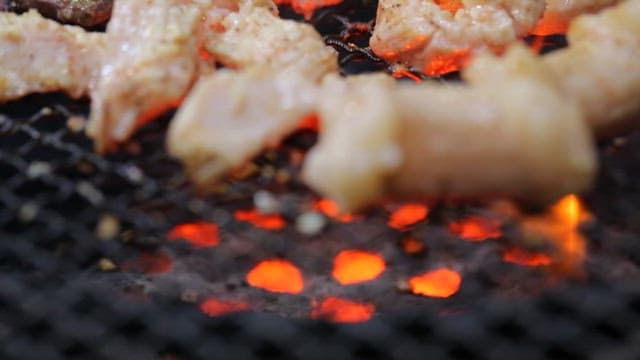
[1,1,640,358]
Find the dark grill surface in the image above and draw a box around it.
[2,1,640,359]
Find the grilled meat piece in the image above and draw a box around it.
[370,0,545,75]
[87,0,206,153]
[202,0,337,82]
[6,0,113,27]
[543,0,640,136]
[168,69,318,189]
[303,47,597,211]
[532,0,621,35]
[0,9,104,102]
[302,74,402,210]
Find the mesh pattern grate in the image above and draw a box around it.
[1,1,640,358]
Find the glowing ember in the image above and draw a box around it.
[409,268,461,298]
[298,113,320,132]
[448,215,502,242]
[423,49,470,76]
[531,12,568,36]
[247,259,304,294]
[388,203,429,230]
[435,0,463,13]
[401,236,426,255]
[310,297,375,323]
[274,0,343,20]
[391,68,423,83]
[502,248,553,267]
[122,252,173,274]
[332,249,386,285]
[234,209,286,230]
[200,298,251,317]
[313,199,355,223]
[167,222,220,248]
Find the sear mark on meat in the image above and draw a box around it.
[5,0,113,27]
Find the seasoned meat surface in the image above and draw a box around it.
[0,9,104,102]
[370,0,545,74]
[203,0,337,82]
[7,0,113,27]
[87,0,206,153]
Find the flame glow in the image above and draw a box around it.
[310,297,375,323]
[247,259,304,294]
[332,249,386,285]
[235,209,286,230]
[521,194,591,275]
[313,199,355,223]
[122,252,173,274]
[502,248,553,267]
[388,203,429,230]
[531,12,568,36]
[423,49,470,76]
[200,298,251,317]
[435,0,463,13]
[401,236,426,255]
[274,0,343,20]
[409,268,461,298]
[448,215,502,242]
[167,222,220,248]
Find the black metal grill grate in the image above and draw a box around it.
[1,1,640,358]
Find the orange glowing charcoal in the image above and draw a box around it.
[388,203,429,230]
[200,298,251,317]
[332,249,386,285]
[310,297,375,323]
[122,252,173,274]
[401,237,426,255]
[448,215,502,242]
[234,209,286,230]
[423,49,471,76]
[391,69,423,83]
[298,113,320,132]
[531,12,568,36]
[274,0,343,20]
[434,0,463,14]
[247,259,304,294]
[409,268,461,298]
[502,248,553,267]
[313,199,355,223]
[167,222,220,248]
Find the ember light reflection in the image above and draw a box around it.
[388,203,429,230]
[448,215,502,242]
[247,259,304,294]
[521,194,590,275]
[313,198,355,223]
[274,0,343,20]
[122,252,173,274]
[310,297,375,323]
[434,0,464,13]
[409,268,462,298]
[200,298,251,317]
[167,222,220,248]
[332,249,386,285]
[502,248,553,267]
[234,208,286,230]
